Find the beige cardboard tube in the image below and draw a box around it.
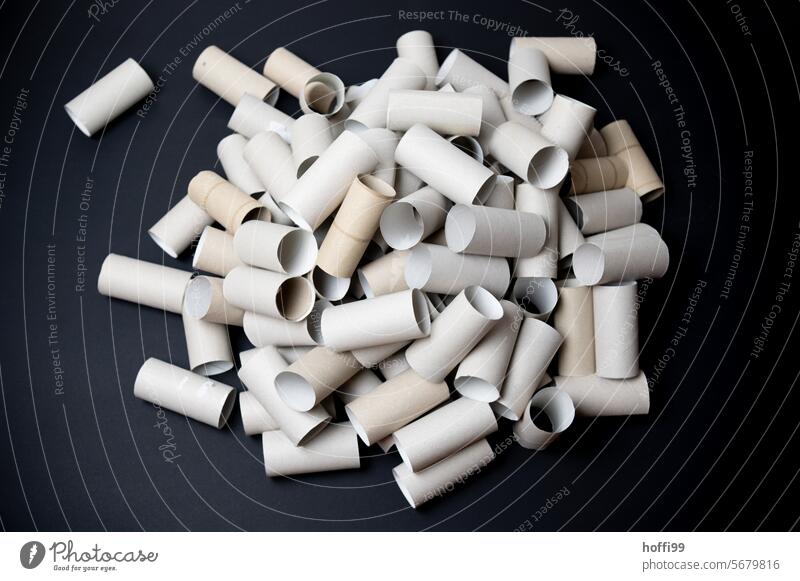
[576,127,608,159]
[300,73,346,117]
[489,121,569,189]
[508,47,553,115]
[510,277,559,321]
[557,197,585,261]
[514,183,560,278]
[280,130,378,231]
[317,174,396,278]
[181,302,234,376]
[360,128,399,187]
[445,204,546,258]
[237,346,330,445]
[380,186,450,251]
[463,84,507,157]
[593,282,640,379]
[243,131,296,202]
[64,58,154,137]
[217,134,264,195]
[262,48,345,116]
[242,311,318,347]
[98,254,191,314]
[193,226,244,276]
[406,286,503,382]
[386,90,482,136]
[134,358,235,429]
[357,250,409,298]
[405,243,510,298]
[393,438,494,508]
[566,187,642,235]
[223,265,315,321]
[554,280,595,377]
[228,94,294,141]
[184,275,245,326]
[483,175,516,210]
[601,120,664,201]
[511,37,597,75]
[233,221,317,276]
[495,317,562,420]
[192,45,278,107]
[240,391,279,436]
[275,347,361,412]
[540,95,597,160]
[290,113,333,177]
[395,123,496,205]
[337,368,384,406]
[396,30,439,89]
[570,155,628,194]
[344,368,449,445]
[188,171,270,233]
[394,397,497,472]
[512,387,575,450]
[454,300,521,402]
[262,423,360,477]
[309,267,351,301]
[554,372,650,416]
[436,49,509,98]
[148,195,213,259]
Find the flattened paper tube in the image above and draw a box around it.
[134,358,235,429]
[358,250,409,298]
[380,186,450,250]
[514,183,560,278]
[243,131,296,202]
[489,121,569,189]
[98,254,191,314]
[495,317,562,421]
[262,424,360,477]
[396,30,439,89]
[554,372,650,416]
[508,47,553,115]
[237,346,330,445]
[233,221,317,276]
[148,195,212,259]
[193,226,244,276]
[406,286,503,382]
[290,114,333,176]
[405,243,510,298]
[64,58,154,137]
[566,187,642,235]
[223,265,315,321]
[601,120,665,201]
[243,311,318,347]
[570,156,628,194]
[386,90,482,136]
[188,171,270,233]
[217,134,264,195]
[344,368,449,445]
[228,94,294,140]
[553,280,595,377]
[393,439,494,509]
[593,282,640,379]
[275,347,361,412]
[436,49,509,98]
[512,387,575,450]
[511,37,597,75]
[181,302,234,376]
[540,95,596,160]
[395,123,496,205]
[184,275,244,326]
[445,204,546,258]
[239,391,279,436]
[192,45,278,107]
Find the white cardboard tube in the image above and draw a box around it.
[192,46,278,106]
[360,128,399,188]
[345,78,379,107]
[275,347,361,412]
[601,120,665,201]
[262,424,360,477]
[344,368,449,445]
[395,123,496,205]
[510,277,559,321]
[301,73,346,117]
[499,94,544,133]
[495,317,562,420]
[593,282,640,379]
[566,187,642,235]
[188,171,270,233]
[557,197,585,261]
[512,387,575,450]
[511,37,597,75]
[217,134,264,195]
[447,135,484,163]
[377,350,411,380]
[64,58,154,136]
[98,254,191,314]
[554,280,595,377]
[393,438,494,508]
[386,90,482,136]
[181,302,234,376]
[508,47,553,115]
[184,275,245,326]
[193,226,244,276]
[242,311,318,347]
[290,113,333,177]
[380,186,450,251]
[435,49,509,98]
[134,358,235,429]
[239,391,279,436]
[243,131,297,202]
[357,250,409,298]
[233,221,317,276]
[396,30,439,89]
[276,346,316,364]
[569,155,628,194]
[227,94,294,140]
[337,369,384,406]
[463,84,507,157]
[405,243,510,298]
[483,175,516,210]
[489,121,569,189]
[445,204,546,258]
[573,224,669,285]
[554,372,650,416]
[514,183,560,278]
[223,265,315,321]
[539,95,597,161]
[394,167,425,196]
[148,195,213,259]
[576,127,608,159]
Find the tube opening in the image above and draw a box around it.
[572,243,605,285]
[512,277,559,318]
[512,80,554,116]
[274,371,317,412]
[411,289,432,336]
[277,229,318,276]
[455,376,500,402]
[404,245,433,289]
[444,204,477,253]
[380,203,425,250]
[184,276,213,319]
[312,267,351,300]
[464,286,503,320]
[529,145,569,189]
[217,388,237,428]
[276,277,315,321]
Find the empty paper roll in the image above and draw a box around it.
[344,368,449,445]
[239,391,279,436]
[554,372,650,416]
[193,226,244,276]
[386,90,482,136]
[310,267,351,301]
[188,171,270,233]
[495,317,562,420]
[463,84,507,157]
[395,123,496,205]
[557,197,585,261]
[554,280,595,377]
[345,78,378,107]
[483,175,516,210]
[601,120,664,201]
[217,134,264,195]
[510,277,559,321]
[378,350,412,380]
[360,128,400,187]
[508,47,553,115]
[540,95,597,160]
[275,347,361,412]
[242,311,318,347]
[358,250,409,298]
[228,94,294,140]
[277,346,316,364]
[233,221,317,276]
[184,275,245,326]
[280,130,378,231]
[394,166,425,196]
[134,358,235,429]
[262,424,360,477]
[181,302,234,376]
[566,187,642,235]
[223,265,315,321]
[489,121,569,189]
[290,113,333,176]
[64,58,154,136]
[396,30,439,89]
[405,243,510,298]
[436,49,509,98]
[262,47,345,116]
[447,135,484,162]
[511,37,597,75]
[98,254,191,314]
[243,131,297,202]
[337,369,384,405]
[393,438,494,509]
[300,73,346,117]
[148,195,213,259]
[192,45,278,107]
[347,58,427,131]
[570,155,628,194]
[445,204,546,258]
[380,186,450,250]
[512,387,575,450]
[576,127,608,159]
[499,94,544,133]
[593,282,640,379]
[406,286,503,382]
[514,183,560,278]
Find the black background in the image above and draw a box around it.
[1,0,798,531]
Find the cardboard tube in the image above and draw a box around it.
[395,123,496,205]
[557,197,585,261]
[394,167,425,196]
[601,120,664,201]
[134,358,235,429]
[483,175,516,210]
[576,127,608,159]
[512,387,575,450]
[445,204,546,258]
[495,317,562,420]
[290,113,333,177]
[227,94,293,140]
[378,350,411,380]
[262,48,345,116]
[447,135,484,163]
[262,423,360,476]
[98,254,191,314]
[337,369,383,405]
[233,221,317,276]
[317,174,396,278]
[148,195,212,259]
[275,347,361,411]
[499,95,544,133]
[393,438,494,508]
[184,275,245,326]
[489,121,569,189]
[463,84,507,157]
[396,30,438,89]
[554,280,595,377]
[514,183,560,278]
[188,170,270,233]
[242,311,318,347]
[378,435,396,452]
[280,130,378,231]
[593,282,639,379]
[300,73,346,117]
[554,372,650,416]
[64,58,154,136]
[435,49,509,98]
[181,302,234,376]
[193,226,244,276]
[386,90,482,136]
[192,46,278,106]
[380,186,450,251]
[345,78,378,108]
[357,250,409,298]
[277,346,316,364]
[540,95,596,160]
[240,391,279,436]
[405,243,510,298]
[344,368,449,445]
[573,224,669,285]
[217,134,264,195]
[570,155,628,194]
[508,47,553,115]
[510,277,559,321]
[454,300,521,402]
[237,346,330,445]
[360,128,399,188]
[243,131,296,202]
[310,267,351,301]
[566,187,642,235]
[223,265,315,321]
[511,37,597,75]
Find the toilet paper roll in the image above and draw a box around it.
[540,95,597,160]
[499,95,544,133]
[193,226,245,276]
[256,192,294,226]
[445,204,546,258]
[344,368,449,445]
[309,267,351,301]
[227,94,294,140]
[233,221,317,276]
[601,120,665,201]
[262,423,360,476]
[345,78,379,107]
[435,49,509,98]
[514,183,560,278]
[192,46,278,106]
[275,347,361,412]
[554,280,595,377]
[337,369,384,406]
[148,195,213,259]
[557,197,585,261]
[593,282,640,379]
[243,131,297,202]
[510,277,559,321]
[360,128,400,187]
[394,167,425,197]
[378,435,396,452]
[277,346,316,364]
[512,387,575,450]
[64,58,154,136]
[489,121,569,189]
[290,113,334,177]
[508,47,553,115]
[483,175,516,210]
[405,243,510,298]
[386,90,482,136]
[396,30,439,89]
[98,254,191,314]
[262,48,345,116]
[300,73,346,117]
[447,135,484,163]
[393,438,494,508]
[566,187,642,235]
[240,391,279,436]
[495,317,562,420]
[357,250,409,298]
[242,311,318,347]
[217,134,264,195]
[573,224,669,285]
[569,155,628,194]
[223,265,315,321]
[188,171,270,233]
[380,186,450,251]
[463,84,507,157]
[134,358,235,429]
[395,123,497,205]
[181,302,234,376]
[378,350,411,380]
[511,37,597,75]
[184,275,245,326]
[576,127,608,159]
[554,372,650,416]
